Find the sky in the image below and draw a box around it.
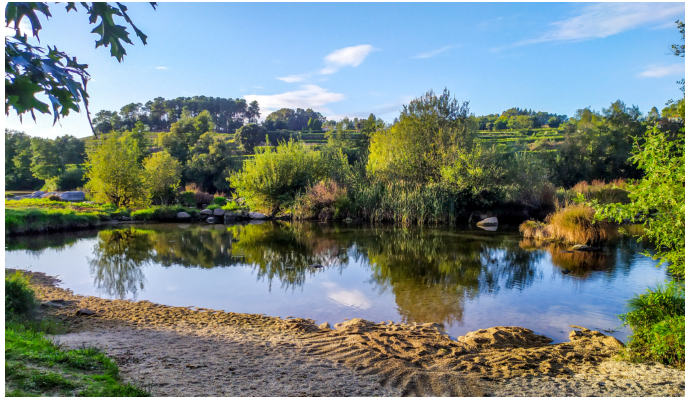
[4,2,686,139]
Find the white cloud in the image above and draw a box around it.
[521,3,684,45]
[244,85,345,114]
[639,64,685,78]
[253,86,264,89]
[155,66,168,70]
[322,282,372,310]
[321,44,376,74]
[277,75,306,83]
[413,45,454,59]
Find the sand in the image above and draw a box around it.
[15,269,685,397]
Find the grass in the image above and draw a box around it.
[130,205,198,221]
[5,271,151,396]
[519,203,615,245]
[6,208,102,236]
[618,282,685,368]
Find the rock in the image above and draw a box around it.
[561,269,572,274]
[176,212,191,219]
[206,217,216,224]
[224,212,237,223]
[120,216,132,221]
[476,217,498,226]
[343,217,353,223]
[59,191,86,201]
[318,322,331,330]
[200,209,213,216]
[213,208,226,216]
[247,212,268,219]
[477,225,498,232]
[75,308,96,316]
[311,264,324,269]
[572,245,601,252]
[41,301,64,308]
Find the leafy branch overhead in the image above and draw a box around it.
[4,2,156,134]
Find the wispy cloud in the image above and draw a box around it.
[321,44,376,74]
[244,85,345,115]
[519,3,684,45]
[322,282,372,310]
[277,75,306,83]
[155,66,169,70]
[639,64,685,78]
[253,86,264,90]
[413,45,454,59]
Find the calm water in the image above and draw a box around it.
[5,222,668,343]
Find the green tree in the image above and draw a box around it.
[29,138,62,182]
[142,151,181,205]
[186,132,240,193]
[234,123,267,153]
[367,89,477,183]
[5,3,156,136]
[85,136,149,207]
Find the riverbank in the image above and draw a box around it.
[14,268,684,397]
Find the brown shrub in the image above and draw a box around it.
[294,180,348,221]
[184,183,213,206]
[47,194,62,201]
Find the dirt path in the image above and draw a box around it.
[19,269,685,397]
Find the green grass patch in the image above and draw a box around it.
[5,208,102,235]
[5,272,151,396]
[130,205,198,221]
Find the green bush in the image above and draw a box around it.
[222,201,240,211]
[177,191,195,206]
[212,196,227,206]
[205,204,221,210]
[619,282,685,367]
[5,271,37,317]
[229,140,328,213]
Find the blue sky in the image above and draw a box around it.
[5,2,686,138]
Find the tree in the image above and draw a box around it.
[547,116,561,128]
[234,123,267,153]
[157,110,214,165]
[367,89,477,183]
[246,100,261,124]
[186,132,240,193]
[5,2,157,136]
[142,151,181,204]
[85,136,149,207]
[29,138,62,182]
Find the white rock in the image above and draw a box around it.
[176,212,191,219]
[477,217,498,226]
[213,208,226,216]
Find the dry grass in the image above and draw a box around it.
[569,179,630,205]
[520,203,615,245]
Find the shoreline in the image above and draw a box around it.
[12,268,685,396]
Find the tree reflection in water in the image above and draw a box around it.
[82,222,650,326]
[88,228,154,299]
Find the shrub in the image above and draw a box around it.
[5,271,37,317]
[184,183,213,206]
[47,194,61,201]
[212,196,228,206]
[177,191,195,206]
[205,204,221,211]
[222,201,240,211]
[619,283,685,367]
[294,180,349,221]
[229,140,327,213]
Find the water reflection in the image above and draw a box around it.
[6,222,658,332]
